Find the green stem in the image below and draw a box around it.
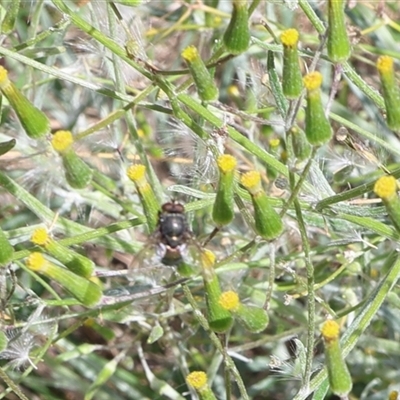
[248,0,261,16]
[280,147,317,218]
[298,0,325,33]
[342,62,385,109]
[264,243,276,310]
[293,194,315,392]
[0,367,29,400]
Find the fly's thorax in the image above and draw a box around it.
[159,213,189,248]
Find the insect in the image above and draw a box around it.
[152,201,193,267]
[98,202,196,304]
[122,201,199,287]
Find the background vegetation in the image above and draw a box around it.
[1,0,400,399]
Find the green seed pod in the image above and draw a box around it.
[321,320,353,396]
[51,130,93,189]
[241,171,283,240]
[374,175,400,233]
[303,72,332,146]
[212,154,237,226]
[236,305,269,333]
[181,46,218,101]
[26,252,102,307]
[219,291,269,333]
[126,164,160,232]
[201,250,233,332]
[289,126,312,161]
[280,29,303,99]
[186,371,218,400]
[0,66,50,139]
[376,56,400,133]
[31,227,94,278]
[0,227,14,267]
[0,330,7,352]
[327,0,351,63]
[62,150,93,189]
[223,0,250,55]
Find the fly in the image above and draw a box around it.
[153,202,193,267]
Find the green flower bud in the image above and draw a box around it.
[126,164,160,232]
[0,66,50,139]
[0,228,14,267]
[240,171,283,240]
[181,46,218,101]
[212,154,237,226]
[280,29,303,99]
[147,324,164,344]
[327,0,351,63]
[31,227,94,278]
[289,126,312,161]
[201,250,233,332]
[321,320,353,397]
[303,72,332,146]
[376,56,400,133]
[219,291,269,333]
[26,252,102,307]
[186,371,217,400]
[51,130,93,189]
[227,84,243,108]
[223,0,250,55]
[0,139,16,157]
[373,175,400,233]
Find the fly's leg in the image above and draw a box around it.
[202,227,220,247]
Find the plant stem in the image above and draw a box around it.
[293,194,315,395]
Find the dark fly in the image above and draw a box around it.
[152,202,193,266]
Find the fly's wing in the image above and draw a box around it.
[99,240,179,309]
[128,240,176,287]
[172,238,206,278]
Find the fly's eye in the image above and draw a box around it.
[162,202,185,214]
[172,203,185,213]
